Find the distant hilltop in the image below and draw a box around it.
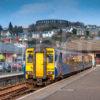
[29,19,85,32]
[36,19,69,25]
[0,19,99,33]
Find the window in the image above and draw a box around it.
[27,54,33,63]
[47,54,53,63]
[55,54,58,61]
[96,54,100,58]
[59,53,62,63]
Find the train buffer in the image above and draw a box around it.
[17,66,100,100]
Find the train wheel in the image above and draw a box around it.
[44,82,47,86]
[61,75,64,79]
[33,82,37,87]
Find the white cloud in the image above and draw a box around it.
[10,0,81,26]
[12,2,53,17]
[12,0,80,17]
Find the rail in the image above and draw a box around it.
[0,82,33,100]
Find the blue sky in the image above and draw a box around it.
[0,0,100,27]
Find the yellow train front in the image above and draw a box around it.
[25,48,55,85]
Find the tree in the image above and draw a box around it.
[0,25,3,41]
[13,26,18,35]
[73,22,85,27]
[0,25,3,32]
[28,24,35,32]
[17,26,23,33]
[8,22,13,34]
[72,28,77,35]
[28,39,37,46]
[42,39,52,45]
[85,30,90,38]
[98,31,100,37]
[13,26,23,36]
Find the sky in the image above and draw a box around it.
[0,0,100,27]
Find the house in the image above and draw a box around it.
[77,28,85,36]
[0,30,19,43]
[0,30,12,37]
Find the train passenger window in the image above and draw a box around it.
[47,54,53,63]
[96,54,100,58]
[59,53,62,63]
[55,54,58,61]
[27,54,33,63]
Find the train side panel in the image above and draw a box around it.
[46,48,55,80]
[55,52,71,77]
[25,48,34,79]
[55,50,92,78]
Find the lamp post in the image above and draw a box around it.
[21,36,26,70]
[22,38,24,64]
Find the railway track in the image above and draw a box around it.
[0,73,24,88]
[0,79,53,100]
[0,82,37,100]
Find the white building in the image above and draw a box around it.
[32,33,40,39]
[1,30,12,37]
[77,28,85,36]
[32,30,55,39]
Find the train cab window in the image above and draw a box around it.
[47,54,53,63]
[27,54,33,63]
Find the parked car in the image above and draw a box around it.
[4,63,11,72]
[17,63,22,71]
[11,63,17,71]
[7,64,11,72]
[0,62,5,72]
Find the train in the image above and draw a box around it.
[25,47,92,85]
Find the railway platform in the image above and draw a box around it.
[18,66,100,100]
[0,72,24,79]
[0,72,24,87]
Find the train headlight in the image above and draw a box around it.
[26,71,33,75]
[48,71,54,75]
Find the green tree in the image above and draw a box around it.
[13,26,18,34]
[8,22,13,33]
[0,25,3,41]
[98,31,100,37]
[85,30,90,38]
[0,25,3,32]
[72,28,77,35]
[28,24,35,32]
[17,26,23,33]
[13,26,23,36]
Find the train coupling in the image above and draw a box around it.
[37,78,43,85]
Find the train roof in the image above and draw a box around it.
[63,40,100,52]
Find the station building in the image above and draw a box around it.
[63,40,100,66]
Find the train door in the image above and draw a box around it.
[36,53,44,78]
[96,54,100,65]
